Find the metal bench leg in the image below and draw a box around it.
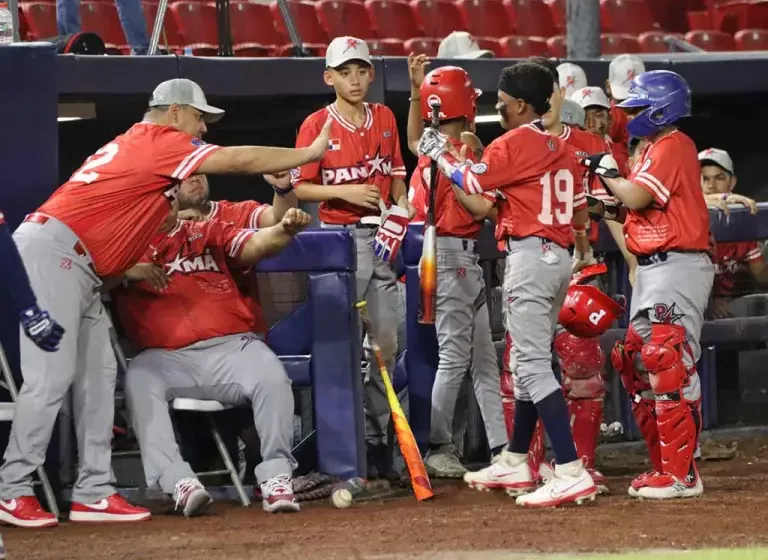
[207,414,250,507]
[36,466,60,520]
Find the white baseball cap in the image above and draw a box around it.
[608,54,646,100]
[557,63,587,98]
[326,36,372,68]
[560,98,585,129]
[698,148,734,175]
[437,31,494,59]
[149,78,224,123]
[570,86,611,110]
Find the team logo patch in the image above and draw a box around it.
[547,139,556,152]
[60,258,72,270]
[652,302,684,324]
[328,139,341,151]
[457,267,466,278]
[640,158,652,173]
[383,131,392,137]
[427,94,442,109]
[470,162,488,175]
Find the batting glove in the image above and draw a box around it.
[572,247,597,274]
[372,205,410,263]
[586,194,624,222]
[582,152,621,179]
[20,304,65,352]
[417,128,449,161]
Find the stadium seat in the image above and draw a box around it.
[367,38,408,55]
[20,2,57,40]
[637,30,684,52]
[499,34,548,57]
[503,0,557,38]
[717,1,768,35]
[545,34,566,56]
[272,43,328,56]
[316,0,376,40]
[404,36,440,55]
[684,29,737,51]
[233,44,273,57]
[169,1,218,49]
[269,0,330,45]
[142,1,184,48]
[734,28,768,51]
[410,0,466,38]
[544,0,565,33]
[365,0,422,40]
[601,33,641,54]
[456,0,514,39]
[17,6,30,40]
[229,0,283,52]
[79,1,129,52]
[599,0,656,34]
[476,37,504,57]
[687,9,712,31]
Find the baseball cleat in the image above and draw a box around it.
[633,470,703,500]
[463,450,536,495]
[0,496,58,528]
[173,478,213,517]
[628,470,657,497]
[69,493,151,523]
[515,459,597,508]
[589,468,609,494]
[260,474,300,513]
[425,444,468,479]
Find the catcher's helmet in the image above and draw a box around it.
[420,66,481,123]
[558,284,625,338]
[618,70,691,138]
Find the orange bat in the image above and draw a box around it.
[417,100,441,325]
[356,301,434,501]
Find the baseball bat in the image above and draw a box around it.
[356,301,434,501]
[417,100,441,325]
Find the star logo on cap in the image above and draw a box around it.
[566,75,575,87]
[343,38,360,54]
[703,148,714,156]
[626,68,637,81]
[583,88,593,98]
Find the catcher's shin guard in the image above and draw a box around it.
[555,332,605,470]
[611,325,661,472]
[501,333,545,473]
[641,323,700,481]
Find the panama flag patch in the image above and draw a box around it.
[328,139,341,151]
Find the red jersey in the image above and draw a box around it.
[204,200,270,335]
[609,102,629,166]
[292,103,406,224]
[713,241,763,297]
[457,122,587,249]
[113,220,256,351]
[624,130,710,255]
[410,140,492,238]
[39,123,221,277]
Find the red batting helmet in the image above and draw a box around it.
[420,66,481,123]
[558,284,625,338]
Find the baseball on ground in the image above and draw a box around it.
[331,488,353,509]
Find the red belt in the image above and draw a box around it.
[24,213,88,257]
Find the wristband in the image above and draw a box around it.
[409,96,421,102]
[273,184,293,196]
[573,222,588,237]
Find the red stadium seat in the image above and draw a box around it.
[600,33,641,54]
[20,2,57,40]
[717,1,768,34]
[403,37,440,55]
[734,28,768,51]
[316,0,376,40]
[456,0,514,39]
[684,29,736,51]
[499,35,548,57]
[272,43,328,57]
[476,37,504,57]
[599,0,656,34]
[637,30,684,52]
[270,0,330,44]
[687,9,712,31]
[168,1,218,48]
[79,1,128,51]
[503,0,557,38]
[544,0,565,33]
[545,34,565,56]
[365,0,422,40]
[229,1,283,50]
[186,45,218,55]
[410,0,466,38]
[233,44,273,57]
[367,38,408,55]
[17,6,30,40]
[142,1,184,47]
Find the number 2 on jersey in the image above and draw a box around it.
[71,143,119,184]
[537,169,574,226]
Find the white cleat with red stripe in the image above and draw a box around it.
[515,459,597,508]
[69,494,151,523]
[463,450,536,496]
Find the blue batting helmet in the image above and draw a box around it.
[617,70,691,138]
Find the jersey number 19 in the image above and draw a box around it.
[537,169,574,226]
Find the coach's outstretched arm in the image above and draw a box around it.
[236,208,312,266]
[196,119,333,176]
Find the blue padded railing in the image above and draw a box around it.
[254,229,365,479]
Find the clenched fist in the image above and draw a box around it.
[280,207,312,236]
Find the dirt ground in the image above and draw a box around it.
[5,438,768,560]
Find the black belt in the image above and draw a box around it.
[334,222,378,229]
[636,250,705,266]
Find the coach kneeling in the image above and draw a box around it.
[112,207,312,516]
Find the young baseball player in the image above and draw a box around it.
[589,70,714,499]
[0,78,331,528]
[419,62,597,508]
[291,36,410,478]
[698,149,766,318]
[0,211,64,354]
[113,207,312,516]
[402,65,507,478]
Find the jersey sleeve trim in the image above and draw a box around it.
[634,172,671,206]
[250,205,268,229]
[573,190,587,210]
[229,229,255,259]
[746,244,763,262]
[391,165,406,178]
[171,144,221,180]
